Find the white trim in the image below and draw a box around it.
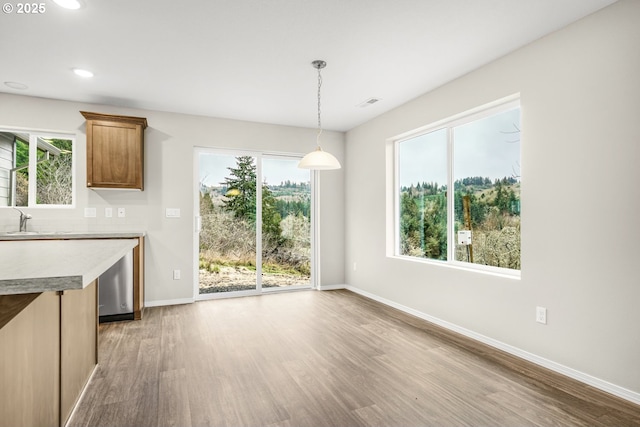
[311,170,320,289]
[262,284,312,293]
[390,254,521,280]
[385,140,396,258]
[0,127,76,209]
[256,156,263,292]
[0,124,77,137]
[193,148,201,300]
[446,124,454,263]
[388,95,522,277]
[392,94,521,143]
[344,284,640,406]
[198,290,260,300]
[264,286,313,295]
[196,285,314,301]
[145,298,194,308]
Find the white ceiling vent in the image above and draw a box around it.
[357,97,382,108]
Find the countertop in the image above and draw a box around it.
[0,231,145,241]
[0,239,139,295]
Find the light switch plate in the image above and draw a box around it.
[105,207,113,218]
[166,208,181,218]
[84,207,96,218]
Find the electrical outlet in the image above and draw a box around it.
[173,269,181,280]
[117,207,126,218]
[536,306,547,324]
[84,207,96,218]
[105,207,113,218]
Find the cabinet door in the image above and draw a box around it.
[0,292,60,427]
[60,281,98,426]
[87,120,143,189]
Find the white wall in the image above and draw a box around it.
[345,0,640,398]
[0,95,345,303]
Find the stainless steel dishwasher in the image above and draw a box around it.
[98,251,134,322]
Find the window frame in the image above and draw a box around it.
[0,126,76,209]
[391,95,521,278]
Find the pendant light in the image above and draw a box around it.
[298,60,341,170]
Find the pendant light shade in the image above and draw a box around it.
[298,60,341,170]
[298,146,341,170]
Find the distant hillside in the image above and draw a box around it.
[400,175,520,269]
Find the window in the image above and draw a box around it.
[395,97,521,273]
[0,129,75,207]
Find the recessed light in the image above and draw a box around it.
[53,0,84,9]
[4,81,29,90]
[73,68,94,78]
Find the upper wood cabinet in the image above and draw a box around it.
[81,111,148,190]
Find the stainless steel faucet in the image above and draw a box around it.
[13,207,32,232]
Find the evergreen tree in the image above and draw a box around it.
[222,156,258,221]
[422,194,447,259]
[200,191,214,215]
[261,184,282,244]
[400,192,420,255]
[494,180,509,214]
[221,156,282,241]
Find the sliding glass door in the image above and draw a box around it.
[196,150,312,298]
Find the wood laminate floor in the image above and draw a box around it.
[69,290,640,427]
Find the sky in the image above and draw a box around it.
[398,107,521,188]
[199,154,310,188]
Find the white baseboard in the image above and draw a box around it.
[145,297,194,308]
[344,285,640,406]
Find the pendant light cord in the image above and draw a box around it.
[298,60,340,170]
[316,65,323,148]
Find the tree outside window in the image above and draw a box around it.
[0,130,74,207]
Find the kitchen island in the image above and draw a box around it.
[0,232,146,320]
[0,238,139,427]
[0,238,138,295]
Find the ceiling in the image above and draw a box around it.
[0,0,616,132]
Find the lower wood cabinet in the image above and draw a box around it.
[0,291,60,427]
[0,281,98,427]
[61,282,98,425]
